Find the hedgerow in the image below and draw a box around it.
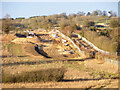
[2,67,66,83]
[82,30,118,53]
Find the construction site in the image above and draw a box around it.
[1,29,119,88]
[10,29,81,59]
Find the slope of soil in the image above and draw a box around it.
[1,34,16,42]
[11,37,40,44]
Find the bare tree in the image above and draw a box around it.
[2,14,12,34]
[86,12,91,16]
[102,11,107,16]
[92,10,98,16]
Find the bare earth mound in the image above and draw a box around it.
[1,34,17,42]
[11,37,40,44]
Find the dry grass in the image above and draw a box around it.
[2,67,66,83]
[2,57,119,88]
[2,79,118,88]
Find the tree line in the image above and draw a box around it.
[1,10,120,54]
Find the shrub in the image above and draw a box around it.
[95,53,104,60]
[110,19,118,28]
[60,23,68,30]
[110,28,119,42]
[2,14,14,34]
[64,26,74,37]
[109,42,118,52]
[70,24,80,30]
[79,31,84,37]
[2,68,66,83]
[83,20,95,27]
[89,51,96,58]
[82,30,118,53]
[90,26,96,31]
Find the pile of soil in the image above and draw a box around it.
[24,43,44,57]
[2,34,17,42]
[11,37,41,44]
[12,38,29,44]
